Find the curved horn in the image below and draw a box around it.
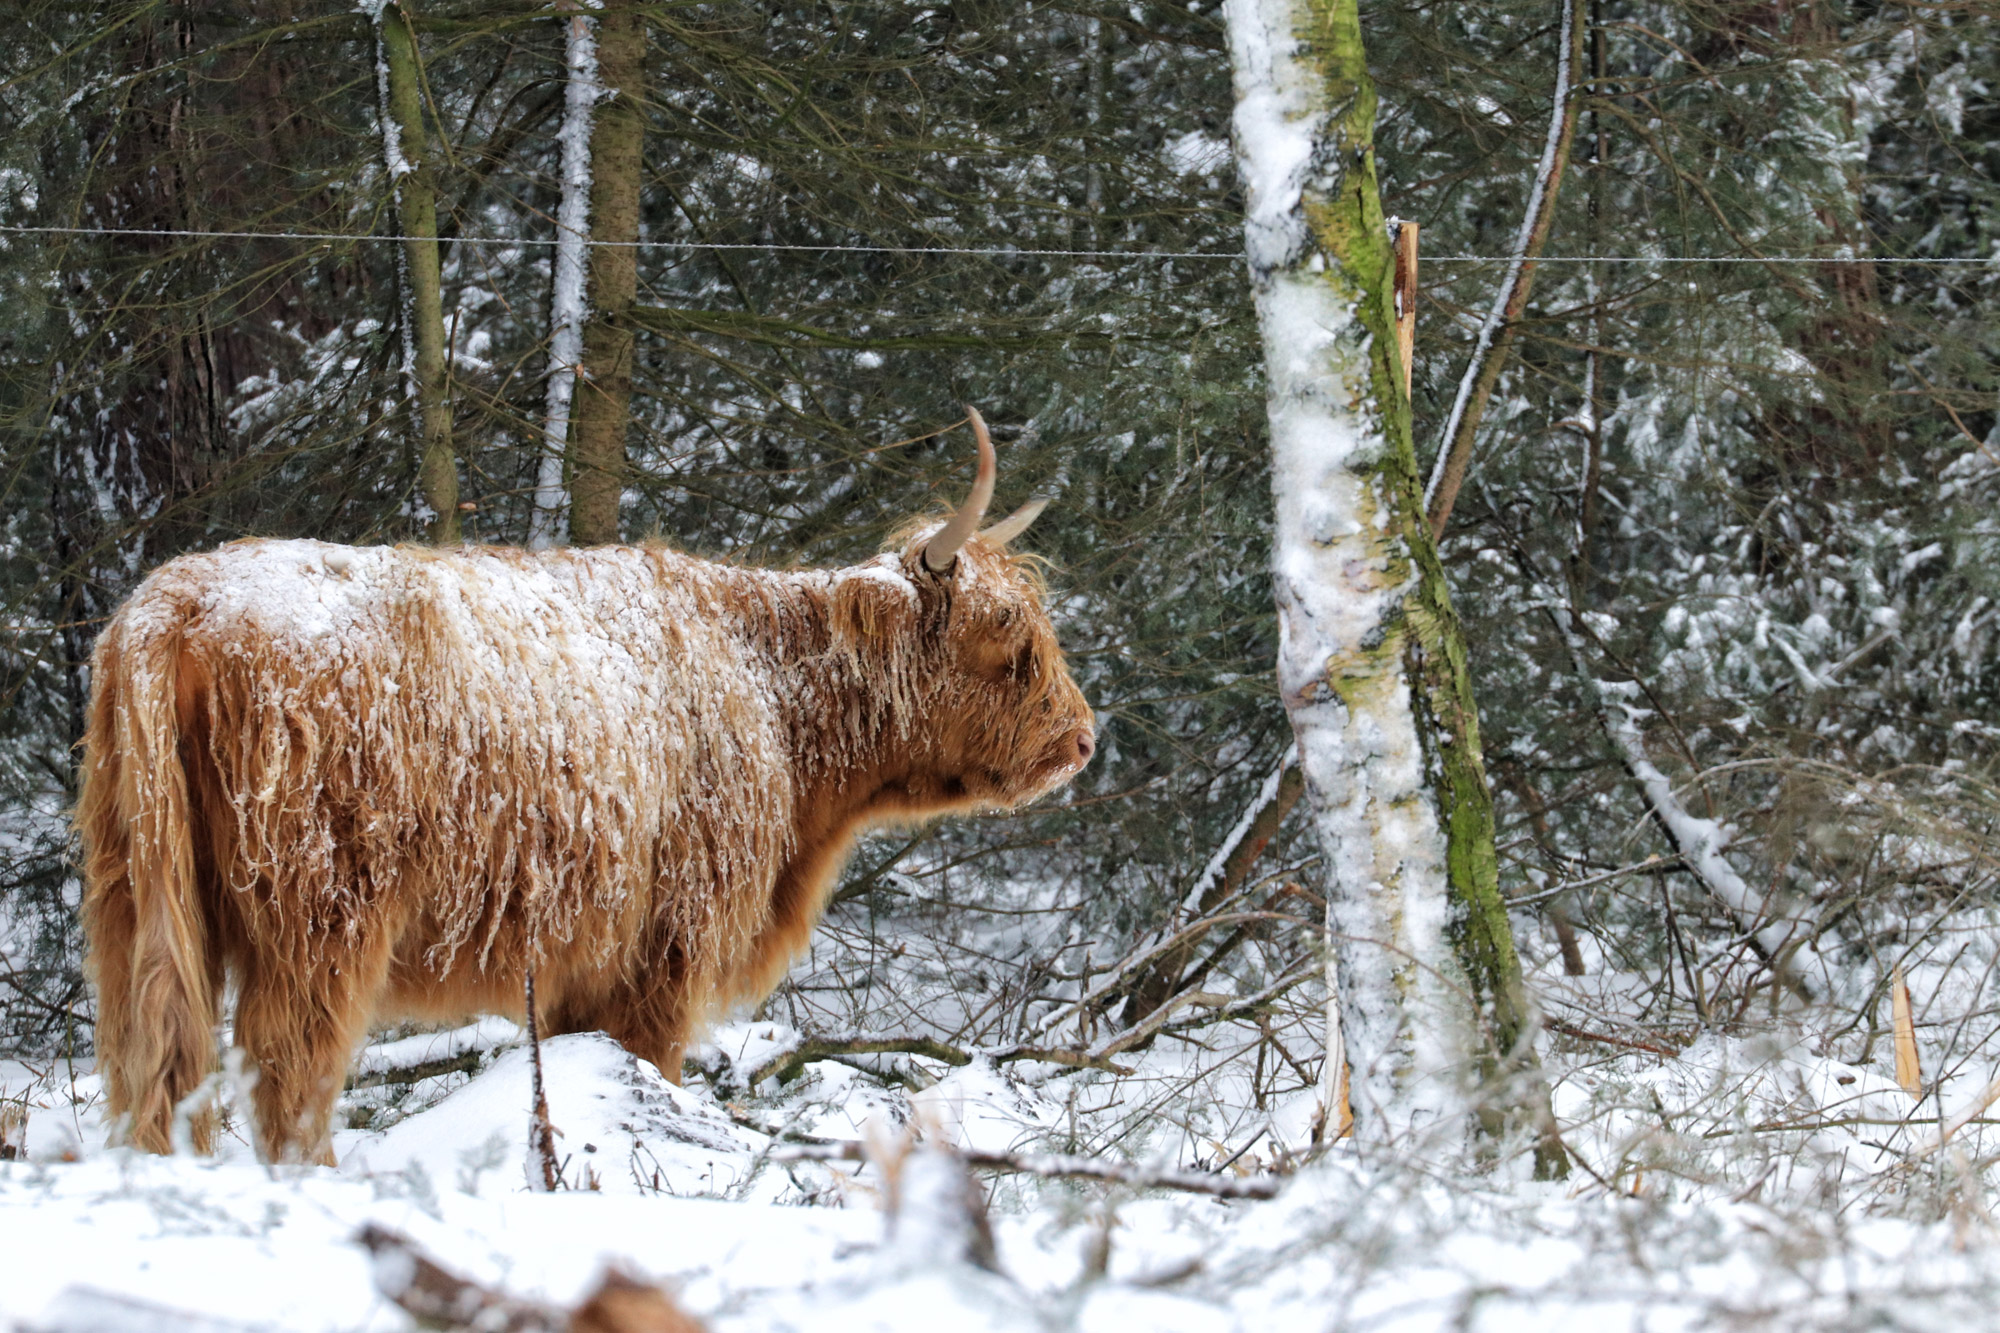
[922,406,997,572]
[978,496,1047,548]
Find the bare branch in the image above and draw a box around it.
[772,1141,1282,1201]
[741,1034,1134,1089]
[1424,0,1586,537]
[526,971,561,1193]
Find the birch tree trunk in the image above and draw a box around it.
[1224,0,1566,1176]
[526,1,601,550]
[566,0,644,548]
[371,0,459,545]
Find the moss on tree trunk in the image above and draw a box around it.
[375,0,459,544]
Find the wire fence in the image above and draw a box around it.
[3,223,1995,265]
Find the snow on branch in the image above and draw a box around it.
[1557,610,1803,983]
[1089,960,1321,1060]
[1425,0,1584,535]
[1180,754,1295,919]
[737,1033,1134,1090]
[1030,759,1302,1042]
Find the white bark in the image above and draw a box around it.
[1225,0,1478,1149]
[369,10,420,464]
[528,4,602,549]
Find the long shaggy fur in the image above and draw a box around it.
[79,532,1092,1162]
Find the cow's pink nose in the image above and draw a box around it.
[1074,731,1095,764]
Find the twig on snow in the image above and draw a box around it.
[357,1223,563,1332]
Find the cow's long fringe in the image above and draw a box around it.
[79,532,1088,1160]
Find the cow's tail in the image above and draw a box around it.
[78,605,220,1154]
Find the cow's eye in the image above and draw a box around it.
[968,628,1031,684]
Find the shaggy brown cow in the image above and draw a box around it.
[78,411,1094,1163]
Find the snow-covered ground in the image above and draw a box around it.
[9,1004,2000,1332]
[10,827,2000,1330]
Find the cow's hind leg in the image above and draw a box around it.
[81,865,150,1144]
[234,925,392,1165]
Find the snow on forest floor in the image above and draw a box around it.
[9,1011,2000,1331]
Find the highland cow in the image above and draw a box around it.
[78,411,1094,1163]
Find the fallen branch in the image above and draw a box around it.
[1094,991,1238,1059]
[1911,1074,2000,1162]
[357,1223,563,1332]
[1027,763,1302,1043]
[345,1050,485,1092]
[1093,962,1322,1060]
[744,1035,1133,1089]
[772,1141,1282,1201]
[1555,609,1811,1001]
[1119,762,1307,1040]
[1544,1017,1681,1058]
[1030,905,1307,1046]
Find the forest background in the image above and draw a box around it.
[0,0,1996,1201]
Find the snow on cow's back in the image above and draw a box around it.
[111,538,799,976]
[153,540,730,690]
[144,540,781,759]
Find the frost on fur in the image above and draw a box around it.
[78,522,1094,1164]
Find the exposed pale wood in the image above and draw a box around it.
[1391,220,1418,400]
[1892,964,1922,1096]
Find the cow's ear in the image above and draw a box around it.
[831,571,916,649]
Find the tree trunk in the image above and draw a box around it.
[566,0,645,547]
[1224,0,1565,1176]
[372,0,459,544]
[527,2,600,550]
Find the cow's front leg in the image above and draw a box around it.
[554,942,695,1085]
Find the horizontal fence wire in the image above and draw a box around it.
[2,223,1995,265]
